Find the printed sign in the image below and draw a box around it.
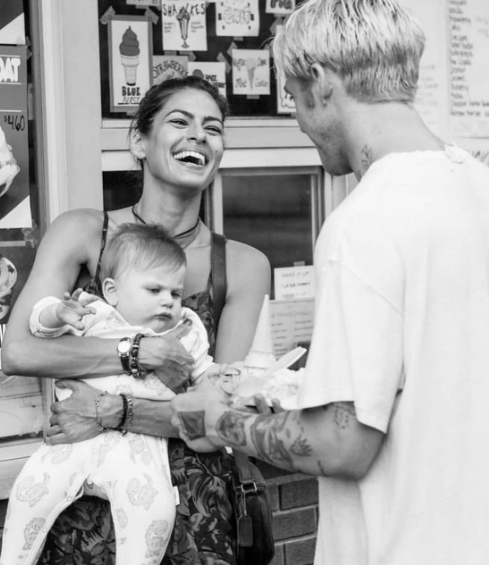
[266,0,296,15]
[153,54,188,84]
[126,0,161,6]
[232,49,270,95]
[188,62,227,97]
[108,15,153,113]
[216,0,260,37]
[270,298,315,357]
[162,1,207,52]
[274,266,315,300]
[276,69,295,114]
[0,46,30,229]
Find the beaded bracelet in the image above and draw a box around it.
[94,391,108,433]
[125,394,134,432]
[129,332,147,379]
[115,393,129,435]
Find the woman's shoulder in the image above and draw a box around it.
[50,208,105,232]
[225,238,269,268]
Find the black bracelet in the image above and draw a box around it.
[130,333,147,379]
[115,393,129,435]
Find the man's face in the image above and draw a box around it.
[285,74,351,177]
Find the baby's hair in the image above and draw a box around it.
[100,223,187,281]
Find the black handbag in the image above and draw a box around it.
[211,233,275,565]
[230,450,275,565]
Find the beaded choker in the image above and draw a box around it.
[131,203,201,249]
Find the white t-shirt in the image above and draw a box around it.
[298,147,489,565]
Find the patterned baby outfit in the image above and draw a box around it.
[0,296,213,565]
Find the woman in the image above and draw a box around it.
[2,76,271,565]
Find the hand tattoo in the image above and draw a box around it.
[179,411,206,440]
[216,411,252,447]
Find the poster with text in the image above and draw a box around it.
[126,0,161,7]
[162,2,207,52]
[232,49,270,95]
[188,62,227,97]
[153,54,188,84]
[0,46,30,230]
[216,0,260,37]
[108,15,153,114]
[266,0,295,15]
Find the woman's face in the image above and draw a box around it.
[138,88,225,192]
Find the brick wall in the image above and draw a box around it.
[258,461,319,565]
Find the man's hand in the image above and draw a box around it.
[139,324,194,393]
[170,377,231,452]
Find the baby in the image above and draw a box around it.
[1,223,214,565]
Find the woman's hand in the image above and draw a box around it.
[139,325,194,393]
[45,380,122,445]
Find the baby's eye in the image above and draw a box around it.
[172,291,182,299]
[148,288,160,294]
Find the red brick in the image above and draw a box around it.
[280,477,318,510]
[272,508,317,541]
[270,542,285,565]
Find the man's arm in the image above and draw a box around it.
[171,379,385,479]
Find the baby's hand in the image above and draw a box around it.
[55,288,97,331]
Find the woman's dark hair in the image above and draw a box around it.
[130,75,228,138]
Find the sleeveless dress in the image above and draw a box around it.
[37,214,236,565]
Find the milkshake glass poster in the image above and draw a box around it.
[161,2,207,52]
[0,45,30,230]
[108,15,153,114]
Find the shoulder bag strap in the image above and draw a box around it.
[211,232,227,331]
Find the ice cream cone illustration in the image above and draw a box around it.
[244,295,276,376]
[119,27,140,86]
[0,125,20,198]
[245,57,256,89]
[176,7,191,49]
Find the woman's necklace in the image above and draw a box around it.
[131,203,201,249]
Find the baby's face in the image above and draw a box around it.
[112,263,186,333]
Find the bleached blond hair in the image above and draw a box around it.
[273,0,425,103]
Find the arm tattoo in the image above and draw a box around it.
[359,145,373,177]
[332,402,356,430]
[179,411,206,440]
[216,411,253,447]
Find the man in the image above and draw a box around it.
[171,1,489,563]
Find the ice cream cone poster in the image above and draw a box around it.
[216,0,259,37]
[266,0,296,15]
[161,2,207,52]
[187,62,227,97]
[153,55,188,85]
[232,49,270,96]
[108,15,153,113]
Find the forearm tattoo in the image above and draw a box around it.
[179,411,206,440]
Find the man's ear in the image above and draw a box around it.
[129,130,146,160]
[102,278,119,307]
[310,63,335,105]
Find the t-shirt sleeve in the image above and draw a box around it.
[297,260,404,433]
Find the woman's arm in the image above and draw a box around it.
[214,241,271,363]
[1,210,124,378]
[2,209,193,382]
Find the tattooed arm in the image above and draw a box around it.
[170,379,385,479]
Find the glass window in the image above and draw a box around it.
[220,167,323,297]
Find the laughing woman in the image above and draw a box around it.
[2,76,270,565]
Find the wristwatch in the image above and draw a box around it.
[117,337,132,374]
